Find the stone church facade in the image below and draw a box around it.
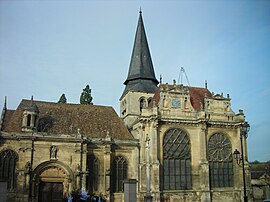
[0,12,250,202]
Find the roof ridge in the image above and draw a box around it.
[159,83,208,88]
[20,99,113,109]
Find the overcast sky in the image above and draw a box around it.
[0,0,269,161]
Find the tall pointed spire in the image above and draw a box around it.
[3,96,7,110]
[0,96,7,131]
[121,11,159,98]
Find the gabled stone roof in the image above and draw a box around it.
[2,99,133,140]
[150,84,212,111]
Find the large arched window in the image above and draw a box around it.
[87,154,99,193]
[163,128,191,190]
[112,156,127,192]
[208,133,234,188]
[0,150,18,190]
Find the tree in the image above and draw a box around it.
[58,93,67,103]
[80,85,93,104]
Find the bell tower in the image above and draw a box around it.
[120,11,159,128]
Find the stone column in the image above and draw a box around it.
[22,112,27,126]
[200,125,207,162]
[150,121,160,195]
[199,125,211,202]
[23,161,31,193]
[74,159,81,190]
[103,143,112,202]
[30,114,35,127]
[81,144,87,189]
[151,121,158,163]
[144,135,153,202]
[68,177,73,196]
[139,124,146,193]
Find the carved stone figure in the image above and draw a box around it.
[50,146,58,159]
[24,161,31,174]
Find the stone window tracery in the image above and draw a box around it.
[112,156,127,192]
[208,133,234,188]
[163,128,191,190]
[0,150,18,190]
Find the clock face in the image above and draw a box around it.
[172,98,180,108]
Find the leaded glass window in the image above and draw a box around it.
[163,128,191,190]
[112,156,127,192]
[0,150,18,190]
[87,154,99,192]
[208,133,234,188]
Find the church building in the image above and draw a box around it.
[0,12,250,202]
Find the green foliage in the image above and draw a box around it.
[58,93,67,103]
[250,161,270,169]
[80,85,93,104]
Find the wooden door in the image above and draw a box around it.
[38,182,63,202]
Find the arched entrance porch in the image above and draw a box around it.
[31,161,74,202]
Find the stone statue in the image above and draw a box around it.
[24,161,31,174]
[50,145,58,159]
[163,95,168,108]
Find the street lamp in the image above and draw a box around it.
[233,122,250,202]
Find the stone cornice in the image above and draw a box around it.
[113,139,139,146]
[0,131,140,147]
[206,121,243,128]
[159,118,243,128]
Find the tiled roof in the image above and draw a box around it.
[1,110,15,131]
[2,99,133,140]
[250,162,270,179]
[150,84,212,111]
[189,87,212,111]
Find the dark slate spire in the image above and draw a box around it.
[0,96,7,131]
[121,11,159,98]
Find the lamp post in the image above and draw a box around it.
[233,122,250,202]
